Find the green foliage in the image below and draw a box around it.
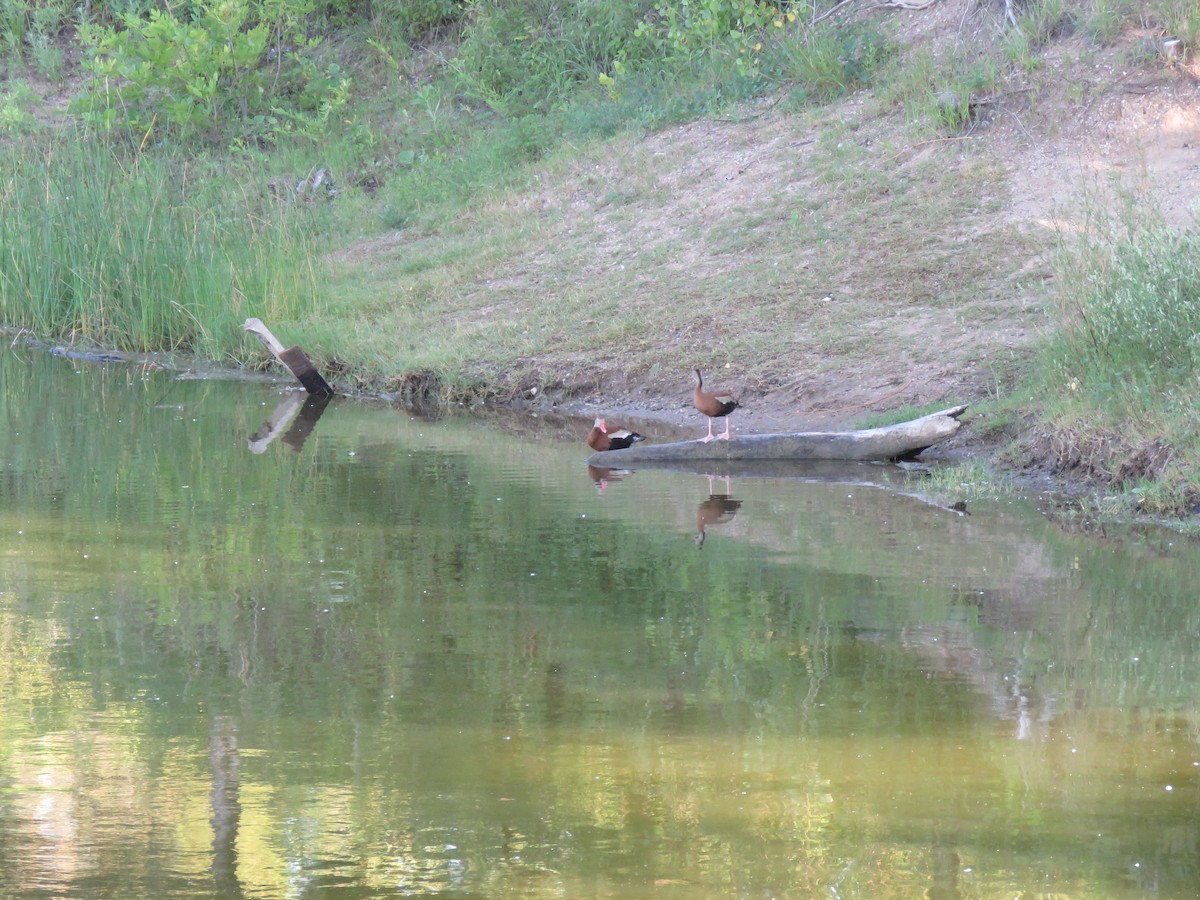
[0,0,74,65]
[853,401,961,431]
[627,0,789,73]
[1002,0,1073,70]
[0,0,32,58]
[453,0,645,114]
[569,56,760,135]
[0,77,36,132]
[1150,0,1200,57]
[377,107,559,224]
[0,133,320,357]
[26,31,66,81]
[879,47,1000,136]
[765,18,894,103]
[369,0,464,40]
[1021,202,1200,511]
[72,0,350,146]
[917,459,1012,504]
[1045,210,1200,401]
[1081,0,1129,45]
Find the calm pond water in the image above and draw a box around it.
[3,346,1200,898]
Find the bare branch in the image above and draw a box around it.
[876,0,942,10]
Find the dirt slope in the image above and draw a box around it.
[545,6,1200,437]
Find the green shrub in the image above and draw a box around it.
[454,0,646,114]
[72,0,350,146]
[627,0,785,72]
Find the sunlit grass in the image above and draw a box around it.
[0,134,321,362]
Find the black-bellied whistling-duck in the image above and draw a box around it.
[692,369,739,442]
[587,417,645,452]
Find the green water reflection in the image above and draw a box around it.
[2,346,1200,897]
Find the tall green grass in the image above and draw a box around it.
[1023,202,1200,513]
[763,17,895,104]
[1044,207,1200,408]
[0,134,321,361]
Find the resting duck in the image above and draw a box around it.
[587,417,645,452]
[692,369,739,442]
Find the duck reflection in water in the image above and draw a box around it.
[694,473,742,548]
[587,465,633,494]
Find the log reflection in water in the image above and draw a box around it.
[210,715,244,899]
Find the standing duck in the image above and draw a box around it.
[692,369,739,442]
[587,417,645,452]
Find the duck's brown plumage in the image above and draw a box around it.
[694,495,743,547]
[692,369,739,442]
[587,417,645,452]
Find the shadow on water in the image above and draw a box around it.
[5,346,1200,896]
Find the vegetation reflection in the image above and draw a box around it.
[2,348,1200,895]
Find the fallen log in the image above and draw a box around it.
[243,317,335,396]
[587,405,968,466]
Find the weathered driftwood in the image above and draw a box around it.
[243,317,335,396]
[587,405,968,466]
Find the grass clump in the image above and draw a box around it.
[877,46,1002,137]
[1149,0,1200,57]
[0,134,321,361]
[0,78,36,133]
[1045,206,1200,405]
[915,458,1012,505]
[1001,0,1074,69]
[1024,202,1200,515]
[764,16,896,105]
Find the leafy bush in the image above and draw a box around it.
[72,0,350,146]
[627,0,787,72]
[454,0,646,113]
